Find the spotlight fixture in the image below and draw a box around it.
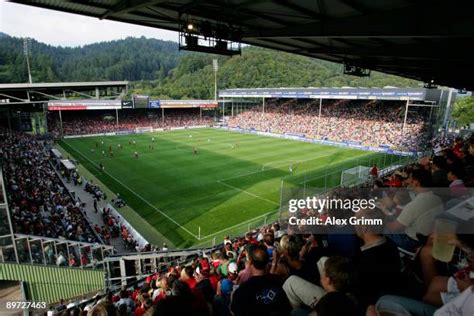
[179,20,241,56]
[423,79,438,89]
[343,64,370,77]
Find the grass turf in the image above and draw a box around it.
[60,128,407,248]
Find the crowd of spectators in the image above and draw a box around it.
[1,131,110,267]
[228,99,429,151]
[48,109,213,137]
[2,132,99,243]
[99,206,140,251]
[82,174,139,251]
[51,135,474,316]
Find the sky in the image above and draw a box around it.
[0,0,178,47]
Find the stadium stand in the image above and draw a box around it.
[2,131,100,244]
[228,99,429,151]
[48,109,213,137]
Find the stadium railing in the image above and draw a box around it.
[0,233,114,269]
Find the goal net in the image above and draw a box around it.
[340,165,370,187]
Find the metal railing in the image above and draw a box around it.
[0,233,114,269]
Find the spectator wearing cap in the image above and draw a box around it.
[214,260,239,315]
[213,277,234,316]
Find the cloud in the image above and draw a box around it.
[0,1,178,47]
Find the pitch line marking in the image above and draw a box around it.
[298,151,375,185]
[66,145,199,239]
[216,180,279,206]
[95,150,160,162]
[217,151,336,183]
[199,209,278,240]
[261,159,300,171]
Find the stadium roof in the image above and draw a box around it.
[219,87,444,102]
[0,81,128,90]
[0,81,128,105]
[10,0,474,91]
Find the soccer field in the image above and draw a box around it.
[59,128,406,248]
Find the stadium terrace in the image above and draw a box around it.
[1,0,473,312]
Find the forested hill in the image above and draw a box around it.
[0,35,179,83]
[0,34,420,99]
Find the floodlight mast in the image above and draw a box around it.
[23,38,33,84]
[213,59,218,101]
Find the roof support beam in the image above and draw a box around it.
[257,38,307,50]
[337,0,372,14]
[298,45,471,61]
[274,0,327,21]
[100,0,168,19]
[246,4,474,38]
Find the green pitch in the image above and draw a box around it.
[59,128,406,248]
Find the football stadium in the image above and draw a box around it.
[1,1,474,315]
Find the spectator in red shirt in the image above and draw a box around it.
[384,174,403,187]
[134,297,152,316]
[453,137,464,159]
[370,163,379,179]
[180,265,197,289]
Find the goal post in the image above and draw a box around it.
[340,165,370,187]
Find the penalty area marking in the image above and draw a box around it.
[216,180,279,206]
[199,209,279,240]
[217,151,336,183]
[65,145,200,240]
[261,160,300,171]
[298,152,375,185]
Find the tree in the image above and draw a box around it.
[452,96,474,127]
